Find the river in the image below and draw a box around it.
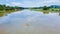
[0,9,60,34]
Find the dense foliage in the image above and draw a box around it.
[43,6,49,10]
[0,4,24,10]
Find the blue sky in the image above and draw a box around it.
[0,0,60,7]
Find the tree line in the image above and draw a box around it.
[0,4,24,10]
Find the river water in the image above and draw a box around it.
[0,10,60,34]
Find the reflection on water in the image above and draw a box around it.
[0,10,22,17]
[0,10,60,34]
[42,11,49,14]
[33,10,60,16]
[42,11,60,16]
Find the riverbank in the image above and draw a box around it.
[30,8,60,12]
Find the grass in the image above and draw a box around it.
[30,8,60,12]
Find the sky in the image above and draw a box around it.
[0,0,60,7]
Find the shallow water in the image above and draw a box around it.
[0,10,60,34]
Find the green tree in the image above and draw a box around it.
[43,6,49,10]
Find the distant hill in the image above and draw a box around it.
[49,5,60,8]
[30,5,60,9]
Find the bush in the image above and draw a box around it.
[43,6,49,10]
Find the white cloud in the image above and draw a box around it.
[11,2,24,6]
[6,0,9,2]
[6,0,16,2]
[6,4,10,6]
[10,0,60,7]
